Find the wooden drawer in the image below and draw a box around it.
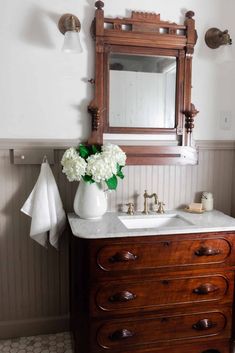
[91,340,231,353]
[96,237,231,273]
[95,310,230,350]
[92,273,232,315]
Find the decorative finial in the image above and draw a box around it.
[184,104,199,134]
[95,1,104,10]
[185,11,195,19]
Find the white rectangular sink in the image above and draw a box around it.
[119,213,193,229]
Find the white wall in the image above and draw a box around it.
[0,0,234,140]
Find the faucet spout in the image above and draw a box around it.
[143,190,159,214]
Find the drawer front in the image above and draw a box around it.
[92,340,231,353]
[93,341,231,353]
[96,311,230,350]
[97,238,231,272]
[93,274,231,315]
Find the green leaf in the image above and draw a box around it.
[117,170,124,179]
[91,144,101,154]
[106,175,118,190]
[82,175,95,184]
[79,144,90,159]
[116,164,124,179]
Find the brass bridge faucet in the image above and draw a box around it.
[143,190,159,214]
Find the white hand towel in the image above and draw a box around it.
[21,161,66,249]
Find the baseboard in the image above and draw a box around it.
[0,315,70,340]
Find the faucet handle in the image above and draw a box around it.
[126,202,135,215]
[157,201,165,214]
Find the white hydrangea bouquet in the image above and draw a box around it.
[61,143,126,190]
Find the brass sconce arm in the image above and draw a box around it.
[58,14,81,34]
[205,27,232,49]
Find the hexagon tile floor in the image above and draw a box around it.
[0,332,74,353]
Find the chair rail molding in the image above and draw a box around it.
[0,139,235,151]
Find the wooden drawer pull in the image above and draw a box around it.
[193,283,219,295]
[109,291,137,303]
[192,318,217,331]
[109,328,134,341]
[194,247,221,257]
[109,251,138,263]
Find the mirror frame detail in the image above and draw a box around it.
[88,1,198,165]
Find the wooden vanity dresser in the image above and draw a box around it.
[69,225,235,353]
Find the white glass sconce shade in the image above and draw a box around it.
[62,31,83,53]
[215,44,233,63]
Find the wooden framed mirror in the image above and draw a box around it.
[88,1,199,165]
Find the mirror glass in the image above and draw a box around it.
[109,53,177,129]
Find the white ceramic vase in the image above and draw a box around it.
[73,179,107,219]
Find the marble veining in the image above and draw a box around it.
[68,210,235,239]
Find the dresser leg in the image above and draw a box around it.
[232,341,235,353]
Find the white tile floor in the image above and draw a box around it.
[0,332,74,353]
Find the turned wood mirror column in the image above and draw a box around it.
[88,1,198,165]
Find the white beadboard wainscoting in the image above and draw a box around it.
[0,140,234,339]
[109,143,235,214]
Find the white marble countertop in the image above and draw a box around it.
[68,210,235,239]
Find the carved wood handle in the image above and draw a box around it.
[109,291,137,303]
[109,251,138,263]
[194,247,221,257]
[109,328,134,341]
[193,283,219,295]
[192,319,217,331]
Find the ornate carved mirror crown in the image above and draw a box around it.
[88,1,198,165]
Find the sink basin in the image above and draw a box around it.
[119,213,193,230]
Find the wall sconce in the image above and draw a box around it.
[205,28,232,49]
[58,14,83,53]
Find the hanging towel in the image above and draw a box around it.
[21,161,66,249]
